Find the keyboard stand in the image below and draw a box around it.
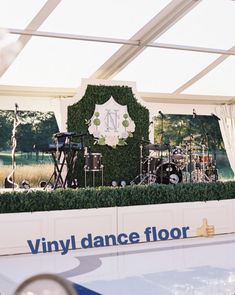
[44,143,81,190]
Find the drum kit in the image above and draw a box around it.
[131,133,218,186]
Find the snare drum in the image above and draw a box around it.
[84,153,102,171]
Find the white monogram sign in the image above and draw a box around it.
[88,96,135,147]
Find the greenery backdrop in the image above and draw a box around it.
[68,85,149,187]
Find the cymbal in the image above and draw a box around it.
[183,134,201,141]
[146,143,169,151]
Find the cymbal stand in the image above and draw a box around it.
[203,133,213,182]
[188,110,200,183]
[209,114,220,176]
[188,131,193,183]
[146,156,152,185]
[158,111,165,184]
[194,155,201,183]
[202,144,206,171]
[184,143,190,183]
[138,155,153,185]
[130,139,149,185]
[206,133,210,167]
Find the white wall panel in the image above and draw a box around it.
[0,200,234,256]
[182,200,234,236]
[0,212,49,255]
[50,208,117,249]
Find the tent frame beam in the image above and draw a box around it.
[1,85,234,105]
[8,28,235,57]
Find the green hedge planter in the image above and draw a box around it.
[0,181,235,214]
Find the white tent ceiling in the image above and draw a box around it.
[0,0,235,106]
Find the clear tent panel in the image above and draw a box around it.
[156,0,235,50]
[0,0,47,29]
[183,56,235,97]
[0,0,234,97]
[114,47,218,93]
[0,36,121,87]
[39,0,171,39]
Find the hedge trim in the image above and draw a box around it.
[0,181,235,214]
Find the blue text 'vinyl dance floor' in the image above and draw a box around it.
[1,233,235,295]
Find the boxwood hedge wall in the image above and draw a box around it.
[67,84,149,187]
[0,181,235,214]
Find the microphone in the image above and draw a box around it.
[211,113,220,121]
[193,109,196,119]
[159,111,165,118]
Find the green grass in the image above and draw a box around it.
[0,151,53,166]
[0,151,54,188]
[0,164,54,188]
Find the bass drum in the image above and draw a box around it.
[156,162,182,184]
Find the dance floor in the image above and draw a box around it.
[1,233,235,295]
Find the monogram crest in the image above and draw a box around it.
[88,96,135,147]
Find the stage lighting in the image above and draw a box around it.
[120,180,126,187]
[13,273,77,295]
[4,176,13,188]
[39,181,54,189]
[39,180,47,188]
[20,180,30,189]
[111,180,118,187]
